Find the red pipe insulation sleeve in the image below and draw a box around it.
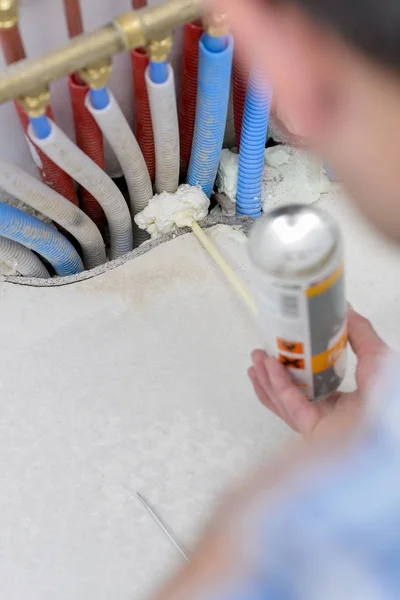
[0,26,25,65]
[15,102,79,207]
[132,0,147,8]
[232,56,249,151]
[69,75,105,231]
[63,0,84,39]
[179,21,204,179]
[64,2,104,229]
[2,25,79,216]
[2,25,78,207]
[131,47,155,182]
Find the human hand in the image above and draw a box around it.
[248,307,388,441]
[153,308,388,600]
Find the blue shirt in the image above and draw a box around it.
[206,353,400,600]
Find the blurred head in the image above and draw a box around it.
[213,0,400,242]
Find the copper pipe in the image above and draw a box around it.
[63,0,84,38]
[0,23,25,65]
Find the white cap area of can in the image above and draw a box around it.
[249,204,341,280]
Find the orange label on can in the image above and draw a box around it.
[279,355,305,370]
[277,339,304,354]
[311,330,348,374]
[306,263,344,298]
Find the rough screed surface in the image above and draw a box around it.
[1,151,400,599]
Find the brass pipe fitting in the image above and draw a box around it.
[0,25,124,104]
[79,58,112,90]
[203,12,229,38]
[17,86,50,118]
[146,33,173,63]
[113,11,145,50]
[0,0,202,105]
[115,0,201,48]
[0,0,19,30]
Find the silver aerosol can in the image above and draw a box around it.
[249,204,347,401]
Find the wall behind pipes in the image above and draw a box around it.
[0,0,234,182]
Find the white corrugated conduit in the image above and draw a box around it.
[86,90,153,247]
[29,120,133,260]
[0,235,50,278]
[145,64,180,195]
[0,156,106,269]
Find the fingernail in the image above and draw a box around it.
[252,350,268,365]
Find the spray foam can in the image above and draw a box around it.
[249,204,347,401]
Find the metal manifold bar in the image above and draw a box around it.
[0,0,202,105]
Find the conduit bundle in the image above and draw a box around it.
[0,4,274,279]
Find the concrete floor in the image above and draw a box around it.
[1,158,400,599]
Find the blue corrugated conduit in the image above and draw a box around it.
[237,68,272,218]
[89,87,110,110]
[187,32,233,198]
[0,202,83,276]
[149,60,168,84]
[0,155,106,270]
[201,32,226,53]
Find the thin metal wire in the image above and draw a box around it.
[136,492,190,562]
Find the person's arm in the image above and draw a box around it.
[153,309,388,600]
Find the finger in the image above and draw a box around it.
[209,0,278,63]
[251,350,272,395]
[265,358,321,439]
[248,366,268,406]
[251,349,268,364]
[208,0,296,89]
[348,307,386,359]
[248,367,281,418]
[207,0,319,138]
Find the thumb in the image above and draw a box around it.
[348,308,386,358]
[348,308,387,389]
